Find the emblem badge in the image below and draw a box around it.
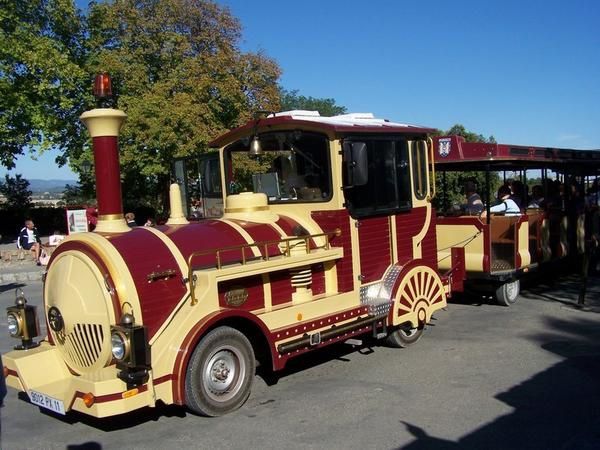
[438,138,451,158]
[48,306,64,332]
[224,288,249,307]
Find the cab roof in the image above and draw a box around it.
[210,111,435,147]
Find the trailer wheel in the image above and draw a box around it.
[185,326,255,417]
[495,279,520,306]
[385,325,424,348]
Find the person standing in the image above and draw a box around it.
[17,219,42,265]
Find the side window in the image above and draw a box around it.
[344,138,412,218]
[202,157,222,196]
[412,140,428,200]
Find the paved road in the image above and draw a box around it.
[1,275,600,450]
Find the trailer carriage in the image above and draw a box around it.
[433,135,600,305]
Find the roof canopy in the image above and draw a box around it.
[210,111,435,147]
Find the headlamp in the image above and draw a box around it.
[6,289,40,350]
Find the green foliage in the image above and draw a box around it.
[0,0,90,168]
[86,0,282,211]
[434,124,501,210]
[443,124,496,144]
[0,174,32,208]
[279,88,347,116]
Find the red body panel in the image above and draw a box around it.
[269,269,294,306]
[107,228,186,338]
[162,220,251,268]
[357,216,391,282]
[395,207,435,266]
[311,263,326,295]
[227,220,282,258]
[218,276,265,311]
[311,210,353,292]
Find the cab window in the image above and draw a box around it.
[225,131,331,203]
[344,137,411,218]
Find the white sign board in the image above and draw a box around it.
[66,209,88,234]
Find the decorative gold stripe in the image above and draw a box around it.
[225,206,269,213]
[98,213,124,221]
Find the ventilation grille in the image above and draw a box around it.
[55,323,106,370]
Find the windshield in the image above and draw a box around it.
[224,131,331,202]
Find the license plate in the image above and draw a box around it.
[28,390,66,415]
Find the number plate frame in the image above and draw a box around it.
[28,390,66,415]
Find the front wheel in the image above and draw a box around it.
[495,279,520,306]
[385,325,424,348]
[185,326,255,417]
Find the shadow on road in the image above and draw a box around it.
[398,315,600,449]
[0,282,26,294]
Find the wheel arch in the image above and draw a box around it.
[388,259,447,328]
[172,310,274,405]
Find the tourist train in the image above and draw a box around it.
[3,76,462,417]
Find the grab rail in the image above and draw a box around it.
[187,228,341,305]
[427,137,437,201]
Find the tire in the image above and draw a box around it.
[495,279,520,306]
[185,326,255,417]
[385,326,424,348]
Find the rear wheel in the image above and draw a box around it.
[495,279,520,306]
[385,325,424,348]
[185,326,255,417]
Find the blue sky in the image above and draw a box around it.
[3,0,599,180]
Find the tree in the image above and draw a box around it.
[445,124,496,144]
[0,174,32,208]
[434,124,500,209]
[86,0,282,210]
[279,88,347,116]
[0,0,90,169]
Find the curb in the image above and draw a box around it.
[0,270,44,283]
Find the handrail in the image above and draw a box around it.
[187,228,342,305]
[427,137,437,201]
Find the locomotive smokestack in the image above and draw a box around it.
[80,73,129,233]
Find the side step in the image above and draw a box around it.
[277,303,391,354]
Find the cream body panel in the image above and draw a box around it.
[436,222,485,272]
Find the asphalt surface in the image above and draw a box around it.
[1,273,600,449]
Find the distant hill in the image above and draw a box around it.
[29,179,78,193]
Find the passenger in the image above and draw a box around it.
[461,181,484,215]
[510,180,525,208]
[527,185,545,209]
[482,185,520,217]
[125,212,137,227]
[144,217,156,227]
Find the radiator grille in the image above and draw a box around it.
[54,323,106,371]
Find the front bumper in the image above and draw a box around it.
[3,341,156,417]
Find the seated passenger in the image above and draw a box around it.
[486,185,521,216]
[527,185,545,209]
[461,181,484,215]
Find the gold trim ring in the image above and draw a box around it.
[98,213,124,221]
[224,206,269,213]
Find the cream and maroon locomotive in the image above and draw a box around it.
[4,77,461,418]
